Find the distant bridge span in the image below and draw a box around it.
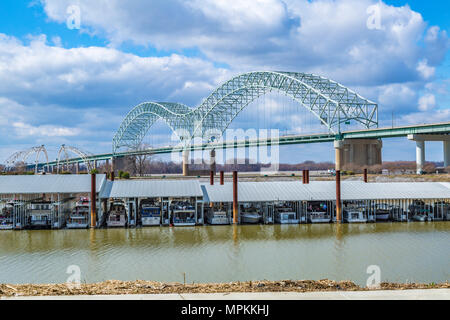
[34,122,450,174]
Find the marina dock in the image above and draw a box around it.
[1,173,449,230]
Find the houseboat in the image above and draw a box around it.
[171,201,196,226]
[374,203,391,221]
[391,205,408,222]
[205,207,230,225]
[66,197,90,229]
[343,204,368,223]
[433,201,450,221]
[409,200,432,222]
[274,204,299,224]
[240,205,262,224]
[307,201,331,223]
[0,201,14,230]
[140,199,161,226]
[28,200,53,229]
[106,199,128,227]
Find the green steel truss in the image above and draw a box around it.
[112,71,378,153]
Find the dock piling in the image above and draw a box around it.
[233,171,238,224]
[336,170,342,223]
[90,173,96,228]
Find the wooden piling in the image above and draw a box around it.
[220,171,224,185]
[90,173,96,228]
[233,171,238,224]
[336,170,342,223]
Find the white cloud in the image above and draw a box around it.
[416,59,435,79]
[0,1,448,163]
[40,0,449,88]
[12,121,80,137]
[417,94,436,112]
[0,33,230,108]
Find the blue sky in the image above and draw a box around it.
[0,0,449,164]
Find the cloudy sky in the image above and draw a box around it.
[0,0,449,164]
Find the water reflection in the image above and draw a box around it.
[0,222,448,285]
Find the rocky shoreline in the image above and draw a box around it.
[1,279,449,297]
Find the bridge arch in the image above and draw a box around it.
[112,71,378,153]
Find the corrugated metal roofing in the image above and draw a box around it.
[201,181,450,202]
[0,174,106,194]
[100,179,203,198]
[201,183,233,203]
[340,182,450,200]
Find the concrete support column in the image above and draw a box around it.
[444,141,450,168]
[367,144,374,166]
[349,144,355,165]
[416,140,425,175]
[106,159,110,173]
[76,162,80,174]
[94,160,97,169]
[334,140,344,171]
[182,150,189,176]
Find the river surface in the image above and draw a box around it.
[0,222,449,286]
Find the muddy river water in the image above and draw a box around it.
[0,222,449,286]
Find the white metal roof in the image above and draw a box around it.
[100,179,203,198]
[0,174,106,194]
[201,181,450,202]
[340,182,450,200]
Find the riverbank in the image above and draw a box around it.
[1,280,449,297]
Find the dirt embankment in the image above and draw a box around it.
[1,279,449,297]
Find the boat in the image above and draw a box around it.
[66,197,90,229]
[274,205,299,224]
[374,203,391,221]
[140,199,161,226]
[343,204,367,223]
[433,201,450,221]
[28,201,53,229]
[106,199,128,227]
[240,206,262,224]
[171,201,196,226]
[409,200,432,222]
[206,208,230,225]
[390,205,407,222]
[0,201,14,230]
[307,202,331,223]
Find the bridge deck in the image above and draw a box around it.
[35,122,450,167]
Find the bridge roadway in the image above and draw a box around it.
[39,122,450,168]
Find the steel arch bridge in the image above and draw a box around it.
[112,71,378,153]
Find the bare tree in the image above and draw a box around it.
[126,143,153,177]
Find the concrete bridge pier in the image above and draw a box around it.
[444,140,450,168]
[408,134,450,174]
[334,139,382,171]
[415,140,425,174]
